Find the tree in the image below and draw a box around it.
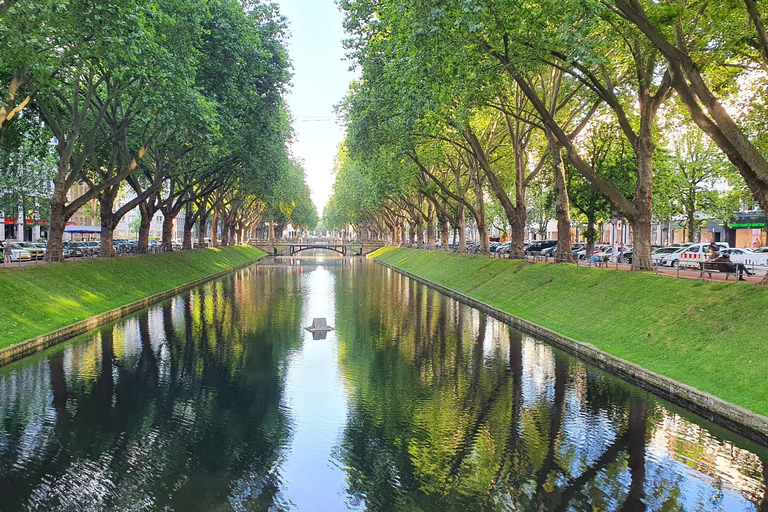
[0,114,55,231]
[608,0,768,222]
[654,115,738,242]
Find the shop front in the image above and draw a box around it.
[726,213,767,248]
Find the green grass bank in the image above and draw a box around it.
[370,247,768,418]
[0,246,266,350]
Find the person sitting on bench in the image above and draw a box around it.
[712,253,754,280]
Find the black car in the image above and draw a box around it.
[524,240,557,255]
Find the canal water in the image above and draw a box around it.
[0,254,766,511]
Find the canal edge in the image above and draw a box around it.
[374,258,768,448]
[0,255,270,368]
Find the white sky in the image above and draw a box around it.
[276,0,357,218]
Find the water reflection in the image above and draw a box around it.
[332,260,768,511]
[0,255,765,511]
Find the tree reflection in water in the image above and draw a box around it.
[0,267,303,510]
[0,258,766,511]
[333,260,768,512]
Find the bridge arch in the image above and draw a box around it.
[289,245,359,256]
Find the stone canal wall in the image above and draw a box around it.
[374,257,768,448]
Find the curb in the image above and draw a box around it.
[0,254,269,368]
[375,258,768,448]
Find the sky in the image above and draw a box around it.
[275,0,357,218]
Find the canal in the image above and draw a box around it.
[0,254,766,511]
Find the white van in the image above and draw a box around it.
[678,242,730,268]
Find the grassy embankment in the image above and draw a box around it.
[0,246,266,350]
[370,247,768,417]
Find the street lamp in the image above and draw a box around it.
[611,215,620,264]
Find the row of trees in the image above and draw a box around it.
[0,0,317,260]
[325,0,768,271]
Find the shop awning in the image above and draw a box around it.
[64,225,101,234]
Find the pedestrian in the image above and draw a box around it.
[713,253,754,280]
[3,239,11,265]
[707,239,720,259]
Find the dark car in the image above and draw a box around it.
[62,241,83,257]
[524,240,557,255]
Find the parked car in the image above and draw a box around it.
[496,241,511,254]
[657,246,687,267]
[567,243,584,260]
[677,242,730,268]
[651,246,680,265]
[600,246,633,264]
[15,242,45,260]
[8,244,32,262]
[721,247,768,267]
[525,240,557,255]
[62,241,84,257]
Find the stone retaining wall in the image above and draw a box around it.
[0,256,268,368]
[375,259,768,448]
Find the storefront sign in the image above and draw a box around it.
[729,221,766,228]
[728,214,766,229]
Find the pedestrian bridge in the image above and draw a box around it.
[249,240,386,256]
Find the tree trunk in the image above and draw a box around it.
[211,209,219,247]
[415,216,424,248]
[426,203,436,248]
[182,222,193,250]
[630,214,653,271]
[632,138,655,270]
[408,221,416,246]
[549,132,573,263]
[439,211,450,250]
[687,208,696,243]
[98,186,119,257]
[474,172,490,255]
[138,202,153,253]
[161,212,174,251]
[458,206,466,253]
[197,216,207,248]
[45,190,67,262]
[221,220,230,246]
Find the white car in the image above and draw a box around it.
[652,246,681,265]
[677,242,730,268]
[658,246,689,267]
[721,248,768,267]
[8,245,32,262]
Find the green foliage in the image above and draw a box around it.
[1,0,295,253]
[0,114,55,219]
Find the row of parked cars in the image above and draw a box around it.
[2,238,178,262]
[485,239,768,267]
[651,242,768,267]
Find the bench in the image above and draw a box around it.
[700,261,739,280]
